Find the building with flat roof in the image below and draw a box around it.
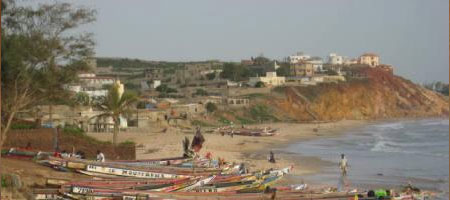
[248,72,285,87]
[359,53,380,67]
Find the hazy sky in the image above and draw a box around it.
[29,0,448,83]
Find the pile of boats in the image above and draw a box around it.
[33,155,304,199]
[3,149,436,200]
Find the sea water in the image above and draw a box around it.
[285,118,449,199]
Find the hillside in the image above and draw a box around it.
[214,68,448,123]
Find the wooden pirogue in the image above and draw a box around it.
[39,156,226,179]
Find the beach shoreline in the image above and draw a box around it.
[86,120,368,185]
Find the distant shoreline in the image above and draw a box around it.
[87,119,367,179]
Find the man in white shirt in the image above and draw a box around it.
[96,150,105,162]
[339,154,348,176]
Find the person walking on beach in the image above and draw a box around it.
[338,154,349,191]
[339,154,348,176]
[268,151,276,163]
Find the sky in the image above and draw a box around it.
[27,0,449,83]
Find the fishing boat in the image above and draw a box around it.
[2,148,53,160]
[217,126,278,137]
[112,156,191,166]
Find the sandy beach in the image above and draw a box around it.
[87,120,366,182]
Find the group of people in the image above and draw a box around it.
[53,149,105,163]
[53,150,85,159]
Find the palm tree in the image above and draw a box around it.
[97,82,137,145]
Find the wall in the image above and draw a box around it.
[4,128,136,160]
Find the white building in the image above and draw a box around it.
[200,69,223,75]
[151,80,161,89]
[68,74,123,98]
[289,52,311,64]
[328,53,343,65]
[273,61,280,70]
[66,85,108,98]
[306,57,324,72]
[248,72,286,87]
[78,73,115,88]
[343,57,358,65]
[359,53,380,67]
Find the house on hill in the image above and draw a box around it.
[290,62,315,77]
[248,72,285,87]
[359,53,380,67]
[305,57,323,72]
[144,67,164,81]
[328,53,344,65]
[289,52,311,64]
[246,61,280,76]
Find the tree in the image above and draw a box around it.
[37,65,81,125]
[276,64,291,77]
[220,63,252,81]
[156,84,177,93]
[1,1,96,193]
[96,83,137,145]
[205,102,217,113]
[195,89,208,96]
[253,55,271,65]
[255,81,265,88]
[74,92,90,107]
[2,0,95,127]
[206,72,216,80]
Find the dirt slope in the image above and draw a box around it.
[266,68,448,121]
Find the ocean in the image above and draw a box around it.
[284,118,449,199]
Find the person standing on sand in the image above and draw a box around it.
[338,154,349,191]
[339,154,348,176]
[191,127,205,153]
[268,151,276,163]
[96,150,105,162]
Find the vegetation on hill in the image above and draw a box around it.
[423,81,449,96]
[220,63,253,81]
[97,57,182,69]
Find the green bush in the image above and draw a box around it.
[217,116,231,125]
[255,81,265,88]
[119,140,136,146]
[206,72,216,80]
[1,175,8,188]
[63,125,85,135]
[249,105,278,122]
[156,84,178,93]
[195,89,208,96]
[206,102,217,113]
[11,123,35,130]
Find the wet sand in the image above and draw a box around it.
[87,120,366,182]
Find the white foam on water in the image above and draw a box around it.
[420,119,449,126]
[370,139,402,153]
[370,137,449,158]
[370,122,404,130]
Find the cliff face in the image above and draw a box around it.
[269,68,449,121]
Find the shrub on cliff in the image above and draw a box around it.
[206,102,218,113]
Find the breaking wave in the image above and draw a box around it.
[370,122,404,130]
[420,119,449,126]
